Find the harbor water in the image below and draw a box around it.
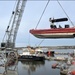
[18,60,60,75]
[17,49,74,75]
[0,49,74,75]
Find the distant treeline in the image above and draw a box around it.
[37,46,75,49]
[0,46,75,50]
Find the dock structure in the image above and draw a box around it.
[3,60,18,75]
[6,70,18,75]
[0,60,18,75]
[0,66,5,75]
[0,49,18,75]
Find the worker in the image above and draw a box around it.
[47,51,51,57]
[59,25,62,28]
[49,18,54,28]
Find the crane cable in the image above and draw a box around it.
[2,1,17,42]
[57,0,74,26]
[34,0,50,47]
[35,0,50,29]
[37,39,45,47]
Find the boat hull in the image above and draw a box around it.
[30,28,75,38]
[18,55,45,61]
[33,33,74,38]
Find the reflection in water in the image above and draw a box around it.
[18,60,60,75]
[18,49,75,75]
[20,60,45,73]
[19,60,45,75]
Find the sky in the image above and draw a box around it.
[0,0,75,47]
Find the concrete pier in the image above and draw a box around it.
[6,70,18,75]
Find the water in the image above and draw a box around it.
[18,60,60,75]
[17,49,74,75]
[0,49,74,75]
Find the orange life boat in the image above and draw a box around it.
[52,63,58,68]
[70,70,75,75]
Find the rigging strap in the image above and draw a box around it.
[57,0,74,26]
[35,0,50,29]
[37,39,45,46]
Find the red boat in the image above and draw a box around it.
[30,18,75,39]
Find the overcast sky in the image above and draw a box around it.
[0,0,75,47]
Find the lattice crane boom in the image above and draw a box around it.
[6,0,27,48]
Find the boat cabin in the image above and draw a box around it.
[50,18,69,29]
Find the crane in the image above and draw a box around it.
[0,1,27,73]
[1,0,27,50]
